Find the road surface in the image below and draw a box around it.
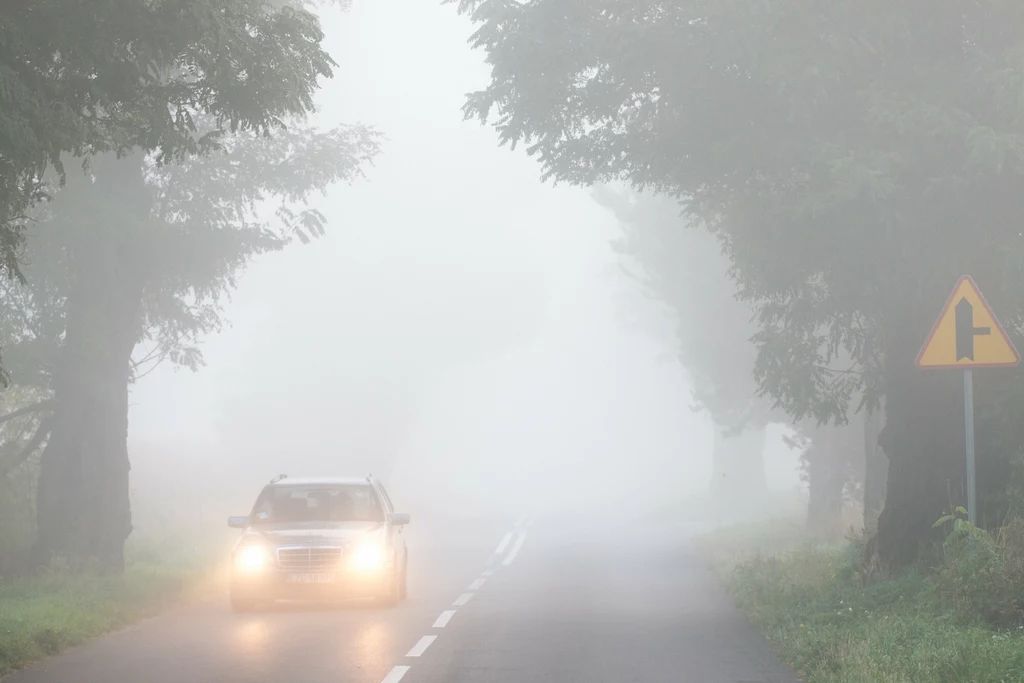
[5,514,798,683]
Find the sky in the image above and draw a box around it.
[126,0,802,523]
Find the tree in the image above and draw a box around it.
[10,121,377,572]
[600,184,883,527]
[862,398,887,534]
[449,0,1024,565]
[1,0,380,570]
[0,386,52,576]
[0,0,339,285]
[790,420,863,537]
[593,186,775,515]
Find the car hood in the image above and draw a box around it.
[242,521,383,547]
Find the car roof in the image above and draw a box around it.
[267,477,375,487]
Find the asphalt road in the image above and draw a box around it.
[5,513,798,683]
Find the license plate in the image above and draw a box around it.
[285,572,336,584]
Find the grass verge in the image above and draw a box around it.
[0,560,225,676]
[701,520,1024,683]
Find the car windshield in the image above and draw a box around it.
[250,484,383,524]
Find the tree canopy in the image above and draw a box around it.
[2,120,379,389]
[450,0,1024,565]
[0,0,337,281]
[594,186,774,434]
[0,0,381,572]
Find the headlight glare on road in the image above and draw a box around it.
[350,541,385,572]
[235,544,270,573]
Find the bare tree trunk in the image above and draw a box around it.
[805,428,845,537]
[863,400,887,535]
[710,423,767,522]
[869,303,965,569]
[33,153,149,573]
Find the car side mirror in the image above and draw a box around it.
[228,515,249,529]
[389,513,410,526]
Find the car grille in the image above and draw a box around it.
[276,546,343,570]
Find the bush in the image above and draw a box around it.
[930,511,1024,627]
[0,466,39,577]
[714,518,1024,683]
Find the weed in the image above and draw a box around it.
[711,519,1024,683]
[0,560,221,676]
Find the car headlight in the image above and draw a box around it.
[235,544,271,573]
[350,540,385,572]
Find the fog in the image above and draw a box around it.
[11,5,1024,683]
[124,0,802,548]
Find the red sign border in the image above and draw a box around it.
[916,275,1021,369]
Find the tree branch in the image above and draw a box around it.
[0,417,51,477]
[129,328,195,381]
[0,275,43,340]
[815,363,863,382]
[0,398,53,426]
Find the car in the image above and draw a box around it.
[226,474,410,612]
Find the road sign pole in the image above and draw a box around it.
[919,276,1020,527]
[964,368,977,526]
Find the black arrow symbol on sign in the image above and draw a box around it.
[955,297,991,361]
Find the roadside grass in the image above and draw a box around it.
[696,516,810,565]
[0,440,237,677]
[0,551,226,676]
[702,519,1024,683]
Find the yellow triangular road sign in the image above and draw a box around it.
[917,275,1020,368]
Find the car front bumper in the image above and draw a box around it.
[230,565,391,602]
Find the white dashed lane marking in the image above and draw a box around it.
[502,531,528,566]
[381,519,530,683]
[494,532,513,555]
[381,665,410,683]
[406,636,437,658]
[433,610,456,628]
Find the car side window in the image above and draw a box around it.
[377,483,395,513]
[250,486,272,521]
